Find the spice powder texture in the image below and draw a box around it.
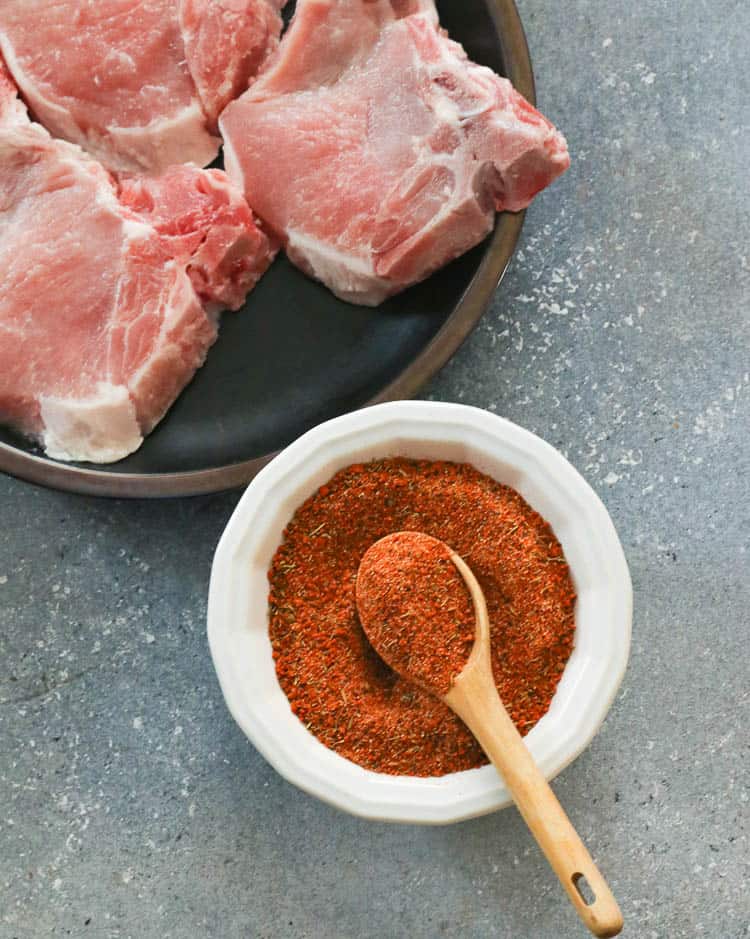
[355,531,475,695]
[268,458,576,777]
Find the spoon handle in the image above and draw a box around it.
[448,673,623,937]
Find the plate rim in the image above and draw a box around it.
[0,0,534,499]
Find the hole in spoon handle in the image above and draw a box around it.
[572,872,596,906]
[569,869,623,937]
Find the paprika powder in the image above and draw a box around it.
[355,531,475,695]
[268,458,576,777]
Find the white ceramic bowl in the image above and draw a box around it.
[208,402,631,824]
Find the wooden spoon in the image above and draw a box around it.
[356,532,623,938]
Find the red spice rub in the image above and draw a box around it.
[268,458,576,777]
[356,532,475,695]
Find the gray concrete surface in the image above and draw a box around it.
[1,0,748,936]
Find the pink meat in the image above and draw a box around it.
[118,165,277,311]
[0,0,282,173]
[0,50,25,127]
[220,0,569,305]
[180,0,284,126]
[0,124,216,462]
[0,60,273,462]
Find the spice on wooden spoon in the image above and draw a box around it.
[356,531,623,939]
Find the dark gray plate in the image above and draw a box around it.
[0,0,534,497]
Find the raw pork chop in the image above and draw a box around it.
[0,0,282,173]
[0,72,271,463]
[221,0,570,305]
[119,165,276,311]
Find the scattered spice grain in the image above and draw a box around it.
[267,458,576,777]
